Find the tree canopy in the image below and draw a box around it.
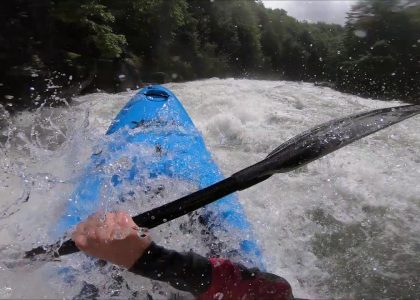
[0,0,418,110]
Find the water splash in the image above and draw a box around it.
[0,80,419,299]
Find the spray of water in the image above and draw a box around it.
[0,79,419,299]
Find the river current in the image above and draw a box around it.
[0,78,419,299]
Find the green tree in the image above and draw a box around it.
[340,0,420,101]
[53,0,126,59]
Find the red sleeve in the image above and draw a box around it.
[198,258,294,300]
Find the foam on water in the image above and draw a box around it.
[1,78,419,299]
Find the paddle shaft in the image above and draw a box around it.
[24,104,420,259]
[25,173,271,258]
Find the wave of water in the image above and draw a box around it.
[1,78,419,299]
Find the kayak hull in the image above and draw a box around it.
[56,85,264,269]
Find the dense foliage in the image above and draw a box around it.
[339,0,419,100]
[0,0,418,110]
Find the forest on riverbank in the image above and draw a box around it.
[1,0,419,111]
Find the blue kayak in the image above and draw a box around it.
[56,85,264,270]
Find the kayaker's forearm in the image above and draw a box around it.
[129,243,294,300]
[129,242,212,295]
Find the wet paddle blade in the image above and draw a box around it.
[232,104,420,189]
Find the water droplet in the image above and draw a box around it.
[99,214,106,222]
[354,30,367,38]
[4,95,14,100]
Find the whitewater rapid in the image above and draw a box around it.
[0,78,419,299]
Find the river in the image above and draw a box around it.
[1,78,419,299]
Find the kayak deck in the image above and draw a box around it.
[56,85,264,269]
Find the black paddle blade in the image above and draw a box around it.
[23,104,420,260]
[232,104,420,190]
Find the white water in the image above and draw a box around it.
[1,78,419,299]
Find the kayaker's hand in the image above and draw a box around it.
[72,211,152,268]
